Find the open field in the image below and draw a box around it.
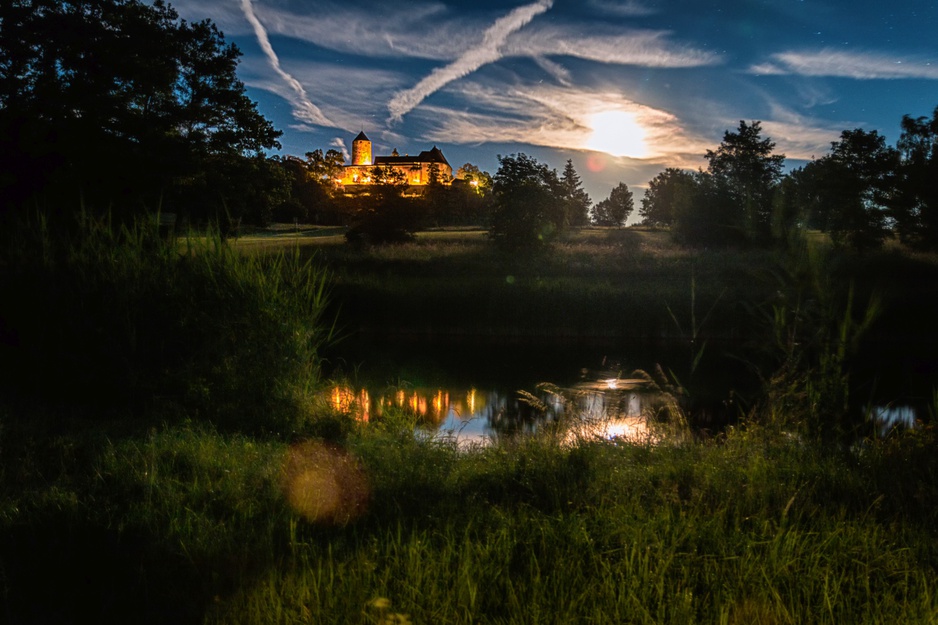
[232,226,938,344]
[236,227,783,341]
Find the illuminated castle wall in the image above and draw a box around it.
[338,131,453,187]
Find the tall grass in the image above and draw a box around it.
[6,409,938,624]
[0,211,333,432]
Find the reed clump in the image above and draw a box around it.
[0,211,333,433]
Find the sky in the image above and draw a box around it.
[169,0,938,212]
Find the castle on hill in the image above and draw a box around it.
[337,131,453,188]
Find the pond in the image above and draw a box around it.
[322,334,932,444]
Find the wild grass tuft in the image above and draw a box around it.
[0,211,334,432]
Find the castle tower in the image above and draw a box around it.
[351,131,372,166]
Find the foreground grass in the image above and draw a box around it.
[3,409,938,624]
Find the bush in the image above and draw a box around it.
[0,212,333,432]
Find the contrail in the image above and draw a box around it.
[387,0,553,123]
[240,0,333,127]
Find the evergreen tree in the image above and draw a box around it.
[704,121,785,242]
[560,159,592,227]
[803,129,898,251]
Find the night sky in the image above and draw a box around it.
[169,0,938,209]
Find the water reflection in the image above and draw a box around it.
[870,404,918,436]
[327,374,670,446]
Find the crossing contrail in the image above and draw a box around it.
[241,0,333,127]
[387,0,553,123]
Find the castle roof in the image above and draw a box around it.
[354,131,370,142]
[373,146,450,167]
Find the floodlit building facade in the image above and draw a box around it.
[338,131,453,189]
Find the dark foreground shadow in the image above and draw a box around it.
[1,522,206,625]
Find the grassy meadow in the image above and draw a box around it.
[3,220,938,623]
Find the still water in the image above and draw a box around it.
[328,378,667,446]
[323,335,927,444]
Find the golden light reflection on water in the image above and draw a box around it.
[327,381,663,446]
[329,384,486,425]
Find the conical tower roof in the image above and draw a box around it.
[354,131,370,142]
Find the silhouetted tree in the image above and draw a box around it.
[704,120,785,242]
[560,159,592,227]
[345,165,423,244]
[639,168,696,227]
[456,163,493,195]
[306,149,345,183]
[591,182,633,226]
[0,0,280,221]
[671,173,743,246]
[422,162,451,227]
[771,169,810,242]
[451,163,493,226]
[272,154,342,224]
[893,106,938,249]
[803,129,898,251]
[488,153,565,249]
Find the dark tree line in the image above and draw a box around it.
[639,109,938,251]
[7,0,932,251]
[1,0,283,229]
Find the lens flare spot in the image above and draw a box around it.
[283,441,369,524]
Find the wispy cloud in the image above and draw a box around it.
[758,102,858,161]
[414,82,711,165]
[532,56,573,85]
[240,0,334,127]
[252,1,463,61]
[387,0,554,123]
[586,0,657,17]
[751,49,938,79]
[506,24,722,68]
[330,137,350,161]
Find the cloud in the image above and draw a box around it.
[756,102,855,161]
[253,1,472,61]
[586,0,657,17]
[413,82,712,165]
[387,0,554,123]
[505,24,722,68]
[240,0,334,127]
[532,56,573,85]
[760,120,841,161]
[751,49,938,79]
[330,137,350,161]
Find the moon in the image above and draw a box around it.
[584,110,649,158]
